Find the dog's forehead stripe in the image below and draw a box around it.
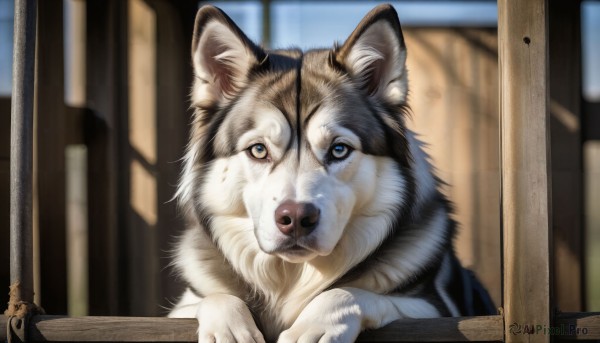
[215,50,390,159]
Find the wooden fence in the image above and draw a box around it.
[2,0,600,342]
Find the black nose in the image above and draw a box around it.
[274,200,320,237]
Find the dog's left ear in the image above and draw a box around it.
[334,4,408,105]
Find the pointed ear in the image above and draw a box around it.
[191,6,266,107]
[334,4,408,105]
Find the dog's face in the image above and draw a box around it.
[181,5,411,263]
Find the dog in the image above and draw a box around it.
[168,4,494,343]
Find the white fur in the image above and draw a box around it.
[171,88,447,343]
[279,287,439,342]
[341,205,450,293]
[170,290,266,343]
[168,288,202,318]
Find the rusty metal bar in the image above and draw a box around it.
[9,0,37,308]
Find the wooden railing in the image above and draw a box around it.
[4,0,600,342]
[2,314,600,342]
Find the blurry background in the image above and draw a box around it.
[0,0,598,316]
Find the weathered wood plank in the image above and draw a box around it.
[143,0,197,314]
[127,0,159,316]
[498,0,552,342]
[357,316,504,342]
[0,315,504,342]
[405,27,501,307]
[1,314,598,341]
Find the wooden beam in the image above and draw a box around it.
[36,0,68,314]
[0,98,10,307]
[357,316,504,342]
[0,315,504,342]
[133,0,197,315]
[1,314,599,341]
[498,0,552,342]
[85,0,128,315]
[549,0,583,312]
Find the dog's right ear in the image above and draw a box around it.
[191,6,266,108]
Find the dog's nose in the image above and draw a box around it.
[275,200,320,237]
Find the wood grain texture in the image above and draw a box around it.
[498,0,552,342]
[0,315,503,342]
[405,28,501,307]
[1,314,599,341]
[357,315,504,342]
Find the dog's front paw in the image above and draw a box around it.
[196,294,265,343]
[278,320,360,343]
[277,288,367,343]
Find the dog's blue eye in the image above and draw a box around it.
[249,143,268,160]
[330,143,352,160]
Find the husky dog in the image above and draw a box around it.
[169,4,494,343]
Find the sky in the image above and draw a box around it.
[583,1,600,100]
[0,1,599,100]
[214,0,600,101]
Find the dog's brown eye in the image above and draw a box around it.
[330,143,352,160]
[249,143,268,160]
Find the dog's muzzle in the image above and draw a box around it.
[274,200,320,238]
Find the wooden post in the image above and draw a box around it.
[498,0,552,342]
[86,0,128,315]
[262,0,271,48]
[36,0,68,314]
[548,0,583,312]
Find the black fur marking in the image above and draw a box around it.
[390,260,454,317]
[301,101,323,130]
[335,191,451,291]
[227,117,255,151]
[295,52,304,161]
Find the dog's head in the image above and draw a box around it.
[180,4,412,264]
